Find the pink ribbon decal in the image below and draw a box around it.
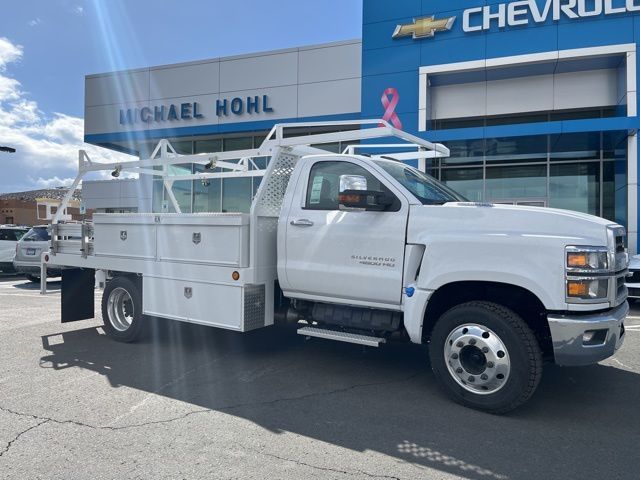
[380,87,403,130]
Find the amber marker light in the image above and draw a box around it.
[567,252,588,268]
[232,271,240,281]
[567,281,589,297]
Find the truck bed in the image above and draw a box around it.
[48,212,270,332]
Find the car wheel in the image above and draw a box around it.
[101,276,146,343]
[25,274,40,283]
[429,301,543,414]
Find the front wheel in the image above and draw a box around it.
[101,276,145,342]
[25,274,40,283]
[429,301,542,414]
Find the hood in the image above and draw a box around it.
[407,202,616,247]
[406,203,623,311]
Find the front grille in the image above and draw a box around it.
[617,275,626,296]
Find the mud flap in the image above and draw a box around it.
[61,268,95,323]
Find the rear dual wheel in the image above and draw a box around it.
[429,301,543,414]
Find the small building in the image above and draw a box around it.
[0,188,84,226]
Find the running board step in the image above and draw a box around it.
[297,326,386,347]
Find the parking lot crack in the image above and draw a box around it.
[0,419,49,458]
[217,372,422,414]
[234,443,401,479]
[0,372,421,432]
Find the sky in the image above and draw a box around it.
[0,0,363,194]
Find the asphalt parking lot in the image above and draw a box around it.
[0,276,639,480]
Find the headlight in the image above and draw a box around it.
[566,278,609,300]
[566,246,609,272]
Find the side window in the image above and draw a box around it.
[0,230,16,241]
[305,161,399,211]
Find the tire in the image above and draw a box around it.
[429,301,542,414]
[101,276,146,343]
[25,274,40,283]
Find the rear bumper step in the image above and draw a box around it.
[297,326,386,347]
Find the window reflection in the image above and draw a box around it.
[438,132,628,223]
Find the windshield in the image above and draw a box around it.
[373,160,466,205]
[22,227,50,242]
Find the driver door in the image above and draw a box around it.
[283,159,409,307]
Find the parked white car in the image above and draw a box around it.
[13,225,62,282]
[626,254,640,300]
[0,225,29,274]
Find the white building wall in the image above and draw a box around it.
[84,40,362,137]
[431,68,621,120]
[82,178,153,213]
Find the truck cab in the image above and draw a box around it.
[278,153,627,412]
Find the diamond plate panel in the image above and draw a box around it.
[253,151,299,217]
[243,284,266,331]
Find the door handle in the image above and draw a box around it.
[290,218,314,227]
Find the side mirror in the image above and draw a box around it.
[339,175,368,192]
[338,174,394,211]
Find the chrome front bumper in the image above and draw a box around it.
[547,302,628,366]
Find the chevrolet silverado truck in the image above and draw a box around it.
[41,120,628,413]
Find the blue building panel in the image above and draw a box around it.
[484,23,559,58]
[557,16,635,50]
[362,44,421,76]
[420,35,488,66]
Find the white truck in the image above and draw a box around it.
[43,120,628,413]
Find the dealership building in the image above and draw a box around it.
[83,0,640,252]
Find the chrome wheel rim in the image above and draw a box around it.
[107,287,134,332]
[444,323,510,395]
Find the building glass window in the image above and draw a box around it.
[485,136,547,164]
[550,133,600,161]
[224,137,252,151]
[485,165,547,200]
[193,178,222,213]
[602,160,627,224]
[437,132,627,224]
[440,168,483,202]
[152,179,164,212]
[549,163,600,215]
[195,139,222,154]
[222,178,252,213]
[443,139,484,166]
[171,141,193,155]
[166,164,193,213]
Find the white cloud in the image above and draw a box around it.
[0,37,132,193]
[27,18,43,27]
[29,176,76,189]
[73,6,84,15]
[0,37,22,71]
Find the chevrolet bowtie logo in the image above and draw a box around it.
[392,16,456,40]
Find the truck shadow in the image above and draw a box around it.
[40,320,639,480]
[13,279,62,290]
